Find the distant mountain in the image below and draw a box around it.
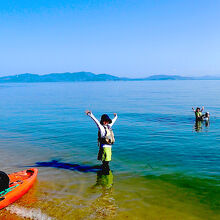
[0,72,220,83]
[142,75,193,80]
[0,72,121,83]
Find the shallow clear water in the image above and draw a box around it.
[0,81,219,219]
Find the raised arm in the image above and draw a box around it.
[192,107,195,112]
[85,110,105,136]
[109,113,118,127]
[201,106,204,112]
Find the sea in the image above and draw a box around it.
[0,81,219,220]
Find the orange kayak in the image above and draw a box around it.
[0,168,38,209]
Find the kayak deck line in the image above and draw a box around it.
[0,184,19,197]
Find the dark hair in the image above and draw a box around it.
[100,114,112,125]
[0,171,9,192]
[205,112,209,117]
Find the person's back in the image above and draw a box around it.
[85,110,118,173]
[0,171,9,192]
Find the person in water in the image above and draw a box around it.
[192,106,204,120]
[202,112,210,121]
[0,171,9,192]
[85,110,118,173]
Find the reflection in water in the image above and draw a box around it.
[194,120,202,132]
[204,119,210,128]
[194,119,210,132]
[95,170,114,189]
[91,170,117,218]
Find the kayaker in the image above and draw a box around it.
[0,171,9,192]
[85,110,118,174]
[192,106,204,120]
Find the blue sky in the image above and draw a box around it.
[0,0,220,77]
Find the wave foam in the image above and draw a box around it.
[6,205,54,220]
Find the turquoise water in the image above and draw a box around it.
[0,81,219,219]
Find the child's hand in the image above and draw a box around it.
[113,113,117,116]
[85,110,91,115]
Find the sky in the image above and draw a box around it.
[0,0,220,77]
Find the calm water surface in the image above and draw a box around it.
[0,81,219,219]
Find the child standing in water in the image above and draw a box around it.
[192,106,204,120]
[85,110,118,173]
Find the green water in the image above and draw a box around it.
[0,81,219,219]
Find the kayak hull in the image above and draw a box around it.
[0,168,38,209]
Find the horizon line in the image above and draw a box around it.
[1,71,220,79]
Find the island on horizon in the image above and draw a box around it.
[0,72,220,83]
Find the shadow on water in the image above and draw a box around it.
[34,160,102,173]
[35,160,114,189]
